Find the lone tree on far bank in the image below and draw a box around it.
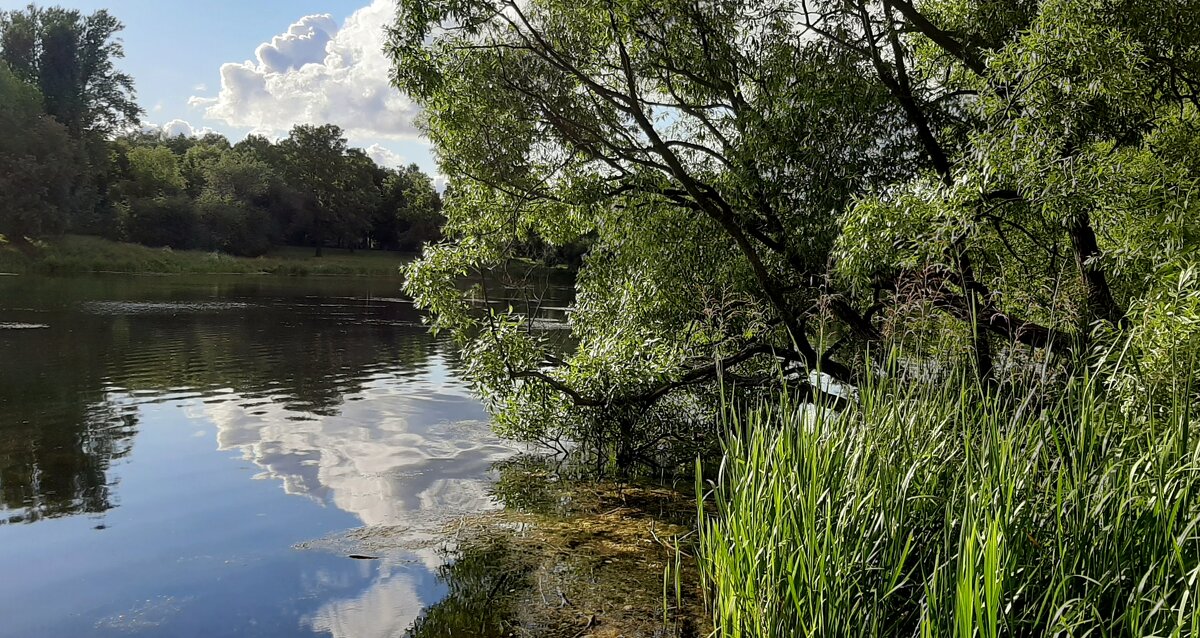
[278,124,378,256]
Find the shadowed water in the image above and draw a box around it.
[0,273,571,637]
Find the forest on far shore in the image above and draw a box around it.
[0,5,444,258]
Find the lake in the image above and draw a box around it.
[0,273,570,637]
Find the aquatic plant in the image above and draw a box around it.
[698,356,1200,636]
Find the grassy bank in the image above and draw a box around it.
[697,362,1199,636]
[0,235,412,276]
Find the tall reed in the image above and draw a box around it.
[697,357,1199,637]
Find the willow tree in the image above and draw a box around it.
[389,0,1200,465]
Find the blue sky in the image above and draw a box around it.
[0,0,436,176]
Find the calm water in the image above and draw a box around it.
[0,273,569,637]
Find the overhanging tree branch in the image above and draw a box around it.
[512,342,850,412]
[884,0,987,76]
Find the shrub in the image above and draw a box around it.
[122,196,200,249]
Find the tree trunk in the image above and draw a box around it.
[971,321,995,385]
[1068,213,1123,326]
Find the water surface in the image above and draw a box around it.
[0,274,568,637]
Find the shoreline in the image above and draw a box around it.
[0,235,415,277]
[405,459,710,637]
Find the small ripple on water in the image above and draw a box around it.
[358,319,426,327]
[83,301,252,315]
[94,595,193,632]
[0,322,49,329]
[527,318,571,331]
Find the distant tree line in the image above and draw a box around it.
[107,126,444,256]
[0,4,443,256]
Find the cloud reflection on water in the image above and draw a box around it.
[304,565,427,638]
[194,354,518,636]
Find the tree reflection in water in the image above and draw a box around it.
[0,275,455,524]
[405,535,533,638]
[0,400,138,524]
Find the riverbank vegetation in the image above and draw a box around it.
[700,355,1197,636]
[0,5,444,258]
[388,0,1200,634]
[0,234,411,276]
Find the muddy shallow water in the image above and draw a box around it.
[0,273,571,637]
[412,457,710,638]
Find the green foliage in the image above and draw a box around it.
[1108,264,1200,410]
[390,0,912,462]
[180,135,232,198]
[100,125,443,257]
[2,6,444,257]
[0,60,78,239]
[0,4,141,136]
[390,0,1200,468]
[194,200,271,257]
[191,145,273,256]
[377,164,445,251]
[121,195,198,249]
[278,124,378,253]
[199,150,269,205]
[0,234,412,276]
[118,145,186,199]
[698,359,1200,637]
[838,0,1200,335]
[1,3,140,234]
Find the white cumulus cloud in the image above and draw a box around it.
[146,119,216,139]
[365,144,407,169]
[162,119,196,137]
[192,1,421,141]
[255,14,337,73]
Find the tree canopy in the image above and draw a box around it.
[0,60,79,240]
[0,4,140,137]
[1,3,139,236]
[278,124,379,256]
[389,0,1200,466]
[0,5,445,258]
[101,124,443,257]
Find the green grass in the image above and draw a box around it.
[697,353,1200,637]
[0,235,413,276]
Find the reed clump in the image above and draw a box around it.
[698,354,1199,637]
